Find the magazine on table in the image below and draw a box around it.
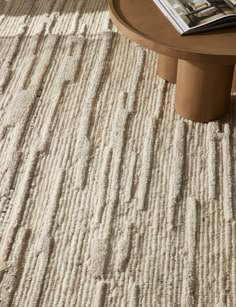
[153,0,236,34]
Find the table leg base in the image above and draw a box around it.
[157,55,235,122]
[157,55,178,84]
[175,60,234,122]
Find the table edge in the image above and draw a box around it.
[108,0,236,65]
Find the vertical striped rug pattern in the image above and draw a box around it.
[0,0,236,306]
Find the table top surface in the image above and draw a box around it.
[108,0,236,64]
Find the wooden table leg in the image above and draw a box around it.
[175,59,234,122]
[157,55,178,84]
[232,66,236,92]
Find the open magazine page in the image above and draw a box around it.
[154,0,236,33]
[225,0,236,8]
[156,0,186,32]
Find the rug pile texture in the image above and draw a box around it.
[0,0,236,306]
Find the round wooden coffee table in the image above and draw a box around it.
[108,0,236,122]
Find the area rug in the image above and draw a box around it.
[0,0,236,306]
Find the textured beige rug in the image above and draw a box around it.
[0,0,236,306]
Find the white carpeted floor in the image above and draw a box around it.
[0,0,236,306]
